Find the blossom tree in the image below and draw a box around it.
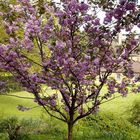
[0,0,140,139]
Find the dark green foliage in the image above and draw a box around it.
[40,113,140,140]
[75,114,140,140]
[0,117,48,140]
[129,100,140,126]
[40,114,67,140]
[0,114,140,140]
[0,117,26,140]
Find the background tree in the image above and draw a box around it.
[0,0,140,140]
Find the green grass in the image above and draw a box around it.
[0,91,42,119]
[0,89,140,140]
[100,93,140,119]
[0,89,140,119]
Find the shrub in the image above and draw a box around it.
[0,117,48,140]
[74,113,140,140]
[41,114,67,139]
[129,100,140,126]
[0,114,139,140]
[0,117,26,140]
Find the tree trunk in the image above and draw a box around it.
[68,123,73,140]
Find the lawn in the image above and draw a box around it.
[100,92,140,119]
[0,90,140,119]
[0,91,42,119]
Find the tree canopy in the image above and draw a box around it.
[0,0,140,140]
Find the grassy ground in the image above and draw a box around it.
[100,92,140,119]
[0,90,140,140]
[0,91,42,119]
[0,90,139,119]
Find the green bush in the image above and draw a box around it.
[41,114,67,140]
[0,117,47,140]
[41,113,140,140]
[73,113,140,140]
[129,100,140,126]
[0,117,28,140]
[0,114,139,140]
